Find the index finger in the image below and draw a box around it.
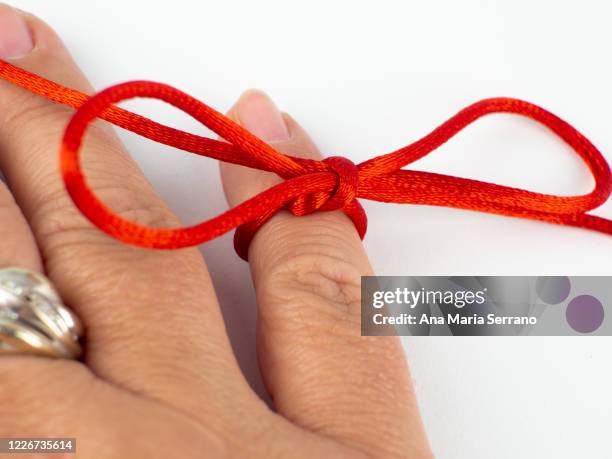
[220,91,433,458]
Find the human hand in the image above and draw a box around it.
[0,5,431,458]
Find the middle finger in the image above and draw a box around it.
[0,9,254,418]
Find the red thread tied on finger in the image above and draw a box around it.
[1,59,611,260]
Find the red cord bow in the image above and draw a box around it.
[1,59,611,260]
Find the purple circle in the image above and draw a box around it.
[536,276,571,305]
[566,295,604,334]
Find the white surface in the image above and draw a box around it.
[11,1,612,457]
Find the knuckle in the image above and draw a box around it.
[258,248,363,332]
[0,89,179,248]
[253,212,371,336]
[0,91,69,138]
[33,175,177,253]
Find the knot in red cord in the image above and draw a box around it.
[286,156,359,217]
[320,156,359,211]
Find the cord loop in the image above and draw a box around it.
[1,59,610,261]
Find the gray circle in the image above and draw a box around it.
[536,276,571,305]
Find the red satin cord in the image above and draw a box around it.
[1,60,611,260]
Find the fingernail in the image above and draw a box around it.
[235,90,290,142]
[0,4,34,59]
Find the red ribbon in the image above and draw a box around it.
[1,59,611,260]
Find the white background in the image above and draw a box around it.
[10,1,612,457]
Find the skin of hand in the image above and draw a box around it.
[0,4,432,458]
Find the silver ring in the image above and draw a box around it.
[0,268,83,359]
